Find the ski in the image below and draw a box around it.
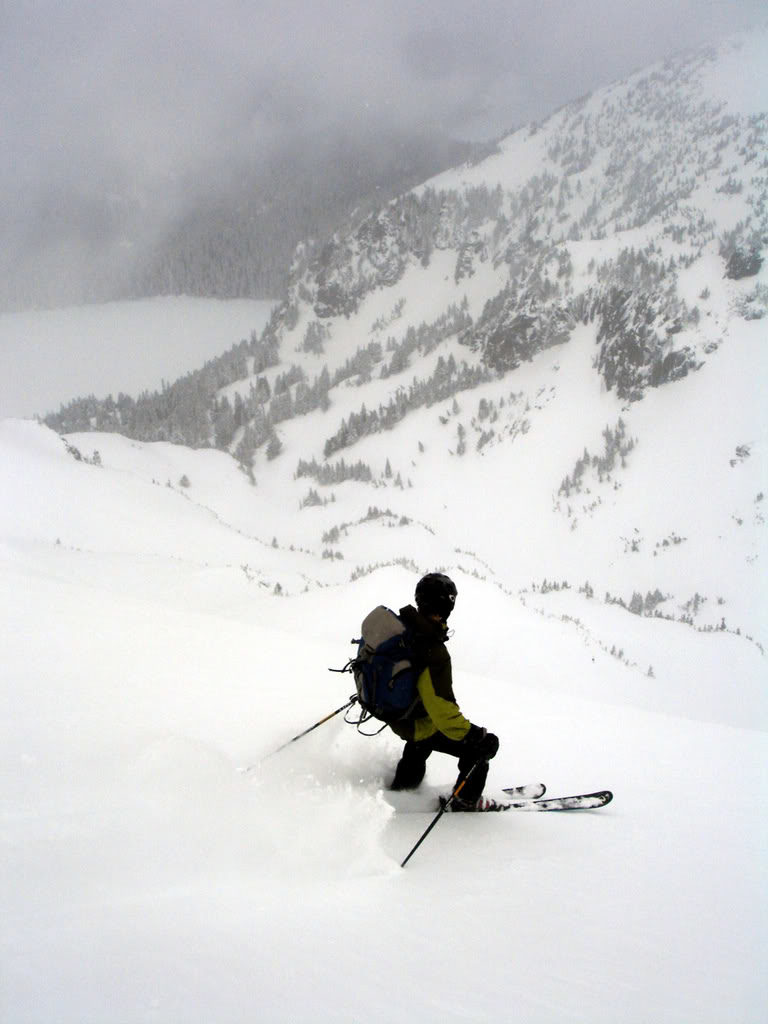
[500,789,613,811]
[437,782,546,813]
[501,782,546,800]
[439,790,612,813]
[388,782,545,814]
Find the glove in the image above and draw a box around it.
[464,724,500,761]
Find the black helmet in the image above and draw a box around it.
[415,572,457,620]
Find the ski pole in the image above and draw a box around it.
[243,695,358,773]
[400,759,483,869]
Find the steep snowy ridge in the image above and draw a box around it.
[2,30,767,1024]
[282,29,767,386]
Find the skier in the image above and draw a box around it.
[389,572,502,811]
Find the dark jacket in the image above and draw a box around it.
[388,605,471,743]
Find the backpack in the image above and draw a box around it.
[350,606,422,723]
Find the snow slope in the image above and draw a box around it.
[2,410,766,1023]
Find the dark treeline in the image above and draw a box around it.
[44,327,281,451]
[323,355,490,457]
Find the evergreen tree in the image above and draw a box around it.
[266,429,283,461]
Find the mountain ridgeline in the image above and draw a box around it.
[46,34,767,473]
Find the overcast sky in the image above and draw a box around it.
[1,0,765,203]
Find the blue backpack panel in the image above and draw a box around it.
[352,606,421,723]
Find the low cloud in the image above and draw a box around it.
[0,0,764,307]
